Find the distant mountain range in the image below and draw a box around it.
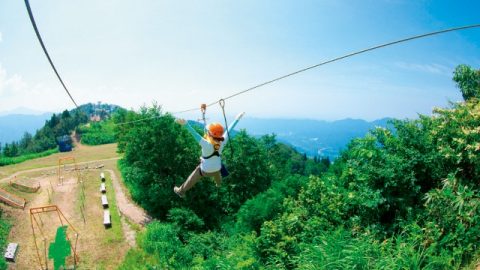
[0,113,53,145]
[237,117,392,158]
[0,107,51,116]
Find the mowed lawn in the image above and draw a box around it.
[0,143,120,179]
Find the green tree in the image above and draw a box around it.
[4,142,19,157]
[453,64,480,101]
[235,175,309,234]
[219,131,272,214]
[119,105,198,219]
[113,108,141,152]
[19,132,33,153]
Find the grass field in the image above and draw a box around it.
[0,142,135,270]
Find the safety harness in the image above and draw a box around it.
[200,150,229,178]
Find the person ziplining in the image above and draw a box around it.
[174,110,245,198]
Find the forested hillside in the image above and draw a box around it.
[112,65,480,269]
[0,102,121,166]
[0,109,87,166]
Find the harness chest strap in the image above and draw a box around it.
[202,151,220,159]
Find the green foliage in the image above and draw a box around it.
[293,226,459,270]
[117,248,157,270]
[256,175,348,268]
[432,101,480,184]
[113,108,143,152]
[0,214,11,270]
[119,221,261,270]
[0,148,58,166]
[422,177,480,267]
[167,208,205,232]
[261,134,329,178]
[78,120,116,145]
[218,130,273,214]
[117,105,199,219]
[235,175,309,234]
[453,64,480,101]
[294,228,381,270]
[199,232,261,269]
[139,222,193,268]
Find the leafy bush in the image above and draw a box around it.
[140,222,192,268]
[235,175,308,234]
[199,232,260,269]
[81,132,115,145]
[167,208,205,233]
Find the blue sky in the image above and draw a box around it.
[0,0,479,121]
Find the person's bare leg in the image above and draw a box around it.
[175,166,202,197]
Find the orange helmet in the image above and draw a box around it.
[207,123,224,139]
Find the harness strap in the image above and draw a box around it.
[202,151,220,159]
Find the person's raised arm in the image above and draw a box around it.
[176,118,202,142]
[222,112,245,145]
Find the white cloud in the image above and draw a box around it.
[0,64,27,96]
[395,62,452,77]
[0,64,64,112]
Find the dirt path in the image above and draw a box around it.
[105,169,151,226]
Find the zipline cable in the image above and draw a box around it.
[116,23,480,126]
[24,0,79,109]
